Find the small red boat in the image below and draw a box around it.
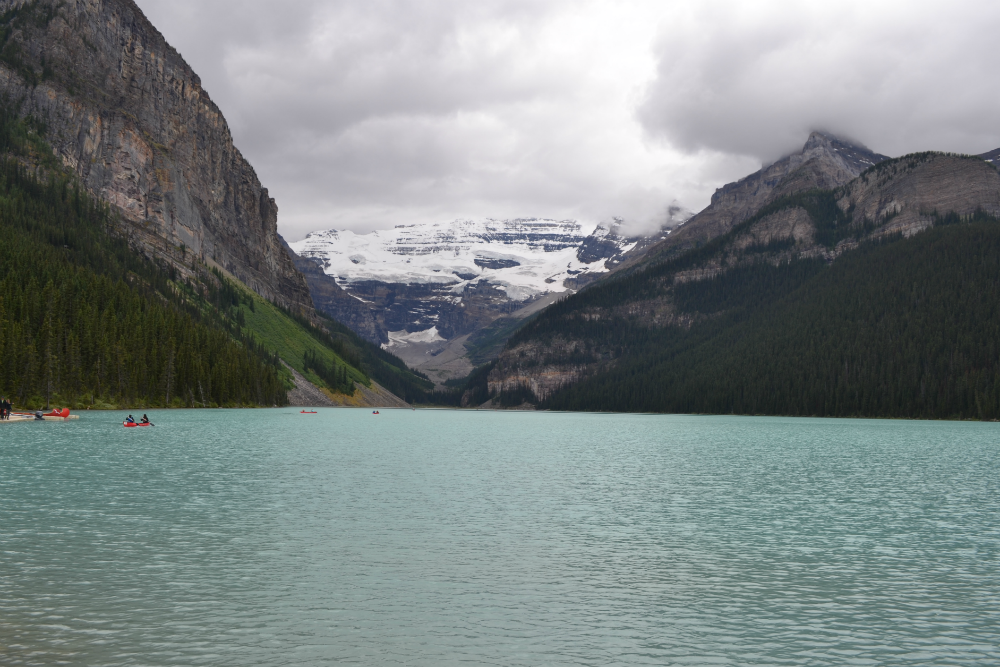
[123,421,153,427]
[300,410,317,414]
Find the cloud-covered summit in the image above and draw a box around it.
[135,0,1000,240]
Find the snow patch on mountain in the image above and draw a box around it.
[387,326,446,346]
[290,218,636,302]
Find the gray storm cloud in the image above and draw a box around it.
[639,0,1000,163]
[136,0,716,238]
[134,0,1000,240]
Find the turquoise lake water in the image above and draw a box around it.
[1,409,998,665]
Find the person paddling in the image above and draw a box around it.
[126,414,135,424]
[140,414,149,424]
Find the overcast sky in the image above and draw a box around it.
[135,0,1000,240]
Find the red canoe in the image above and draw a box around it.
[300,411,317,414]
[123,421,153,427]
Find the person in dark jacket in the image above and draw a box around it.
[1,397,9,420]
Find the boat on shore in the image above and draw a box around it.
[42,408,78,421]
[2,408,79,422]
[4,412,37,422]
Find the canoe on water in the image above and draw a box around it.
[300,410,317,414]
[123,421,153,428]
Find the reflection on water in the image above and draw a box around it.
[1,410,998,665]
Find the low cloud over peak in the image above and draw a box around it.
[135,0,1000,240]
[638,0,1000,165]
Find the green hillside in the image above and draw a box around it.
[207,272,434,400]
[197,271,366,395]
[316,314,436,403]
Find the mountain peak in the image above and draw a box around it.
[291,217,636,298]
[626,128,890,268]
[799,131,887,174]
[803,130,840,149]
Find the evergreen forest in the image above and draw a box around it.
[0,157,288,409]
[0,104,435,411]
[527,218,1000,419]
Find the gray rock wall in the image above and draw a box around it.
[0,0,313,313]
[282,238,387,345]
[839,154,1000,236]
[634,132,888,265]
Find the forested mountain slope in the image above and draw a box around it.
[0,109,426,409]
[544,220,1000,418]
[474,152,1000,418]
[0,122,287,408]
[0,1,431,408]
[199,267,432,407]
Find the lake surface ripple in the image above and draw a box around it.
[1,410,998,665]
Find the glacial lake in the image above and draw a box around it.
[1,409,998,666]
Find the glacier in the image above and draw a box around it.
[289,217,637,302]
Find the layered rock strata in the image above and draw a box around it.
[0,0,313,312]
[632,132,888,267]
[839,153,1000,236]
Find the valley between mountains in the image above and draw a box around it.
[1,0,999,418]
[286,215,684,386]
[289,128,1000,420]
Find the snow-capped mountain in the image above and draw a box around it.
[288,216,686,386]
[291,218,639,302]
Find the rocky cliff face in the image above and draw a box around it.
[282,238,387,345]
[0,0,313,312]
[633,132,888,266]
[839,153,1000,236]
[485,337,587,402]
